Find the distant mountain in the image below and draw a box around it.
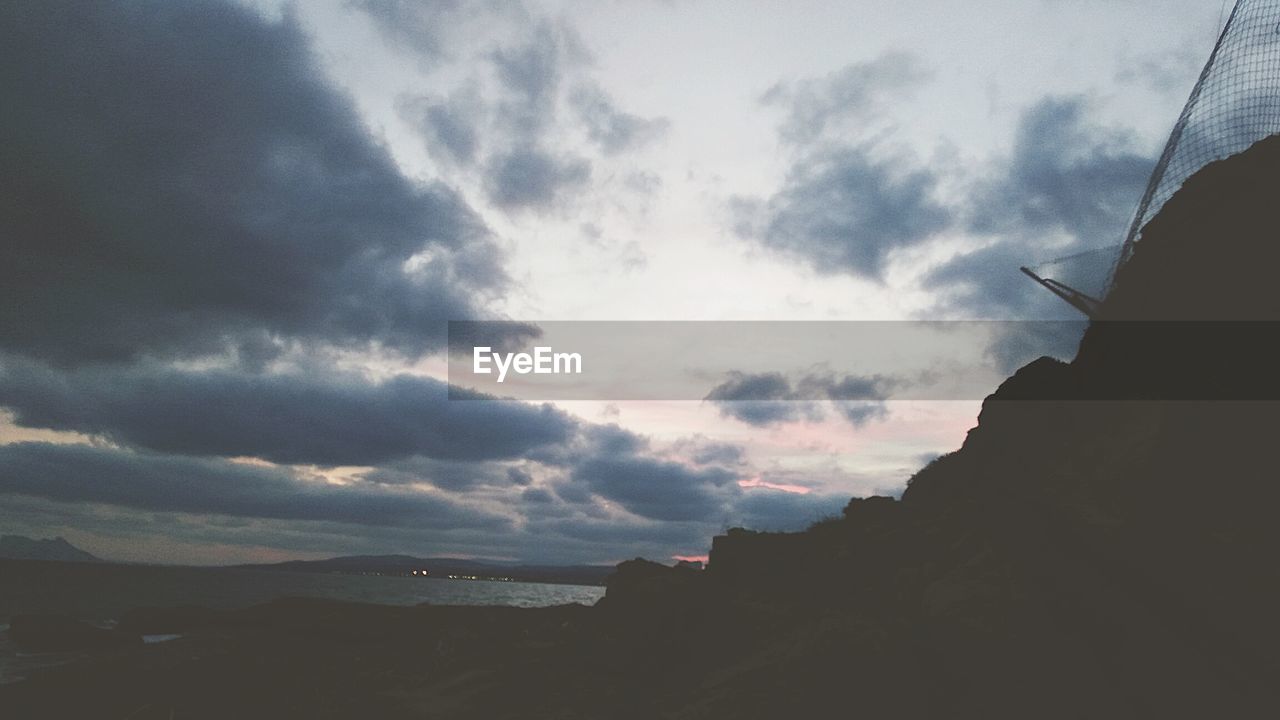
[234,554,614,587]
[0,535,101,563]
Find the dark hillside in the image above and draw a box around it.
[600,134,1280,718]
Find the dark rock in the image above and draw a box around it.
[118,605,219,635]
[8,614,139,653]
[603,558,700,605]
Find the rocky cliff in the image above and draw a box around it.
[602,135,1280,718]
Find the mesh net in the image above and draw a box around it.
[1029,245,1123,305]
[1116,0,1280,276]
[1029,1,1280,311]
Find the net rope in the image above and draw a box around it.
[1114,0,1280,280]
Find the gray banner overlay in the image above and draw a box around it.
[447,321,1092,401]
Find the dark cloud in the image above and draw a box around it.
[0,0,507,365]
[0,442,506,530]
[739,56,1151,316]
[571,455,739,522]
[731,145,953,279]
[816,374,892,426]
[728,53,948,278]
[582,424,649,457]
[484,146,591,210]
[832,402,890,427]
[760,52,931,146]
[729,490,848,532]
[0,1,894,564]
[507,467,535,486]
[677,439,747,468]
[967,97,1152,244]
[926,241,1072,319]
[491,21,574,124]
[0,490,704,566]
[368,7,661,216]
[554,424,743,522]
[704,372,824,426]
[0,359,577,467]
[705,371,891,428]
[570,83,670,155]
[526,515,713,555]
[481,19,595,184]
[352,2,571,145]
[396,87,485,166]
[362,457,517,491]
[0,427,858,563]
[926,96,1152,317]
[553,480,596,506]
[521,487,556,504]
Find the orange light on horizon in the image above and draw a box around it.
[672,554,709,564]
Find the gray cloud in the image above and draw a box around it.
[967,96,1152,244]
[570,83,670,155]
[704,372,824,426]
[373,7,664,216]
[362,457,525,492]
[396,87,485,167]
[676,439,747,468]
[761,51,931,146]
[1,489,714,565]
[347,0,484,64]
[0,442,506,530]
[0,0,508,365]
[737,56,1152,314]
[728,53,948,279]
[0,1,932,566]
[571,455,739,522]
[705,371,891,428]
[0,424,851,563]
[546,425,744,523]
[927,96,1153,317]
[731,145,953,279]
[521,487,556,504]
[506,467,535,486]
[0,359,577,467]
[484,146,592,210]
[491,21,575,129]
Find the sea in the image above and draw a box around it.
[0,559,605,685]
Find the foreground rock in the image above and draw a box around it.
[9,614,139,653]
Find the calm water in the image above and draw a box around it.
[0,560,605,684]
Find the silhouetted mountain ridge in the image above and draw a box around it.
[0,534,100,563]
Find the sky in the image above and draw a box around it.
[0,0,1228,565]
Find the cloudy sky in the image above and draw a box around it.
[0,0,1226,565]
